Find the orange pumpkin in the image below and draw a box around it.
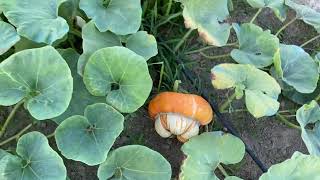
[148,92,214,142]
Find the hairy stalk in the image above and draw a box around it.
[185,42,238,55]
[217,164,229,177]
[219,93,237,112]
[174,29,194,52]
[250,8,262,23]
[46,132,55,139]
[300,34,320,47]
[275,17,298,36]
[200,52,231,60]
[165,0,173,16]
[276,113,301,130]
[0,123,33,146]
[0,101,24,138]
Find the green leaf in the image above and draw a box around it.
[126,31,158,60]
[0,21,20,55]
[58,0,80,26]
[286,0,320,33]
[296,101,320,155]
[79,0,142,35]
[211,63,281,118]
[53,48,105,124]
[180,132,245,180]
[180,0,232,47]
[78,21,157,75]
[225,177,243,180]
[55,103,124,165]
[14,37,46,52]
[274,44,319,93]
[0,46,73,120]
[83,47,152,113]
[98,145,172,180]
[246,0,287,21]
[259,152,320,179]
[231,23,279,68]
[0,131,67,180]
[282,82,320,105]
[0,0,69,44]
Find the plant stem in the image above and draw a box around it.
[0,101,24,138]
[165,0,173,16]
[0,123,33,146]
[200,52,230,60]
[219,93,237,112]
[185,42,238,55]
[217,164,229,177]
[46,132,55,139]
[69,29,82,38]
[173,80,182,92]
[276,113,301,130]
[174,29,194,52]
[250,8,262,23]
[315,93,320,102]
[157,62,165,92]
[156,12,182,28]
[275,17,298,36]
[300,34,320,47]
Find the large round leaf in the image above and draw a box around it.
[231,23,279,68]
[259,152,320,179]
[274,44,319,93]
[0,21,20,55]
[78,21,157,75]
[211,63,281,118]
[0,46,73,120]
[179,132,245,180]
[55,103,124,165]
[98,145,172,180]
[83,47,152,113]
[296,101,320,156]
[180,0,232,47]
[53,49,105,124]
[286,0,320,33]
[0,131,67,180]
[246,0,287,21]
[0,0,69,44]
[79,0,142,35]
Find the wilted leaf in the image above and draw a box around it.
[285,0,320,33]
[98,145,172,180]
[296,101,320,155]
[231,23,279,68]
[53,49,105,124]
[274,44,319,93]
[180,0,232,47]
[180,132,245,180]
[246,0,287,21]
[0,21,20,55]
[0,46,73,120]
[259,152,320,179]
[0,0,69,44]
[211,63,281,118]
[79,0,141,34]
[83,47,152,113]
[55,103,124,165]
[0,132,67,180]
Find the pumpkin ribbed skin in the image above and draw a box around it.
[148,92,214,125]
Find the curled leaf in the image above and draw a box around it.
[55,103,124,165]
[296,100,320,155]
[231,23,279,68]
[98,145,172,180]
[180,0,232,47]
[180,132,245,180]
[0,0,69,44]
[211,63,281,118]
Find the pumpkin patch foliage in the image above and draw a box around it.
[0,0,320,179]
